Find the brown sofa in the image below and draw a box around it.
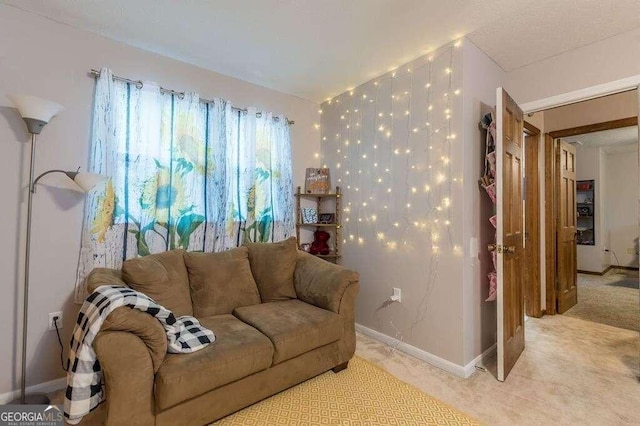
[83,238,359,426]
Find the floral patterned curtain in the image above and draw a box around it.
[223,108,295,248]
[75,68,294,302]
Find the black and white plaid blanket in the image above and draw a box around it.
[64,285,215,424]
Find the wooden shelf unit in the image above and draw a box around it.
[576,179,595,246]
[295,186,342,263]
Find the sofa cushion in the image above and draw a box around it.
[184,247,261,317]
[122,249,193,317]
[233,299,343,365]
[244,237,297,302]
[155,314,274,411]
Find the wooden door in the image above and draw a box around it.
[524,125,541,318]
[496,88,525,381]
[556,140,578,313]
[544,135,557,314]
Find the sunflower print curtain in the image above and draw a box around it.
[75,68,294,302]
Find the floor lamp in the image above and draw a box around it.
[8,95,105,405]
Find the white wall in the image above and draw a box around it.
[321,41,466,366]
[605,148,640,268]
[575,146,608,273]
[0,5,320,394]
[461,39,504,364]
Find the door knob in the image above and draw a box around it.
[488,244,497,252]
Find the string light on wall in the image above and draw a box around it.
[321,40,461,261]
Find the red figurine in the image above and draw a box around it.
[309,230,331,255]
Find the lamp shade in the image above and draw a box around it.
[8,95,64,122]
[72,172,106,193]
[8,95,64,134]
[37,171,106,194]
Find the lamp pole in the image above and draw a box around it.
[13,132,50,405]
[20,133,36,404]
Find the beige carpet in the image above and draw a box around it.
[357,315,640,425]
[564,272,639,331]
[215,356,478,425]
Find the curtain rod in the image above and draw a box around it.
[88,69,295,125]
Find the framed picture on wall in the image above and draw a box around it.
[305,168,331,194]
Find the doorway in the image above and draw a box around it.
[554,122,639,331]
[494,84,640,381]
[523,122,542,318]
[538,93,639,317]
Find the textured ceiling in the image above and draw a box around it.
[564,126,638,154]
[467,0,640,72]
[3,0,640,102]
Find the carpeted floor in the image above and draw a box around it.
[564,271,639,331]
[357,315,640,425]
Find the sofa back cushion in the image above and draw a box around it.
[244,237,297,302]
[121,249,193,317]
[184,247,261,317]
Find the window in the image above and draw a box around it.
[75,69,294,301]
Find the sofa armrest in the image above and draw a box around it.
[293,251,359,313]
[100,307,168,373]
[94,331,156,426]
[86,268,168,372]
[86,268,126,293]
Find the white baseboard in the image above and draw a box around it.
[356,323,497,379]
[0,377,66,404]
[463,343,497,378]
[356,323,469,377]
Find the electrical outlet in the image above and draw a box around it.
[628,248,635,255]
[390,288,402,303]
[48,311,63,332]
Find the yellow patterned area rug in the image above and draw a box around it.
[214,356,479,425]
